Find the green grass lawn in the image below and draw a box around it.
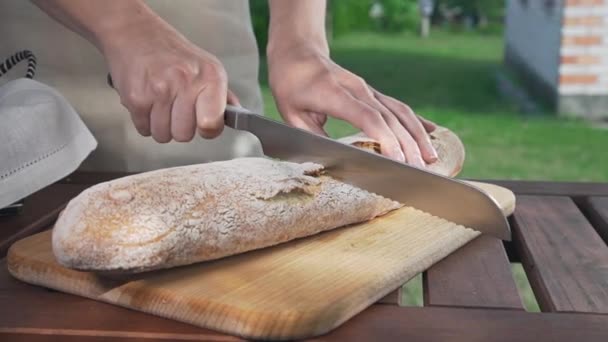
[259,30,608,182]
[258,30,607,311]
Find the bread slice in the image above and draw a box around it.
[337,126,465,177]
[52,158,401,273]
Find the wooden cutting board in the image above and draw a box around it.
[7,181,514,341]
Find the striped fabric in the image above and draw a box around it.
[0,50,37,79]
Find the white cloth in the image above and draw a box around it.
[0,78,97,208]
[0,0,264,172]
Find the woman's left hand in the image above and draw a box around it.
[267,44,438,168]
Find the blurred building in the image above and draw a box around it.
[505,0,608,120]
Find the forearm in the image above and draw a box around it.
[30,0,161,51]
[267,0,329,57]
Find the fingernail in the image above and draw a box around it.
[395,149,406,163]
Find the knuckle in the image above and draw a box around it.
[150,80,171,97]
[182,60,201,76]
[169,67,189,83]
[121,90,148,111]
[354,76,368,89]
[350,76,371,95]
[361,108,383,126]
[397,101,414,115]
[171,61,201,81]
[204,62,227,83]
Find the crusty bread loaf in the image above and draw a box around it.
[53,127,465,274]
[52,158,401,273]
[337,126,465,177]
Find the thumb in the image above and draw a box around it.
[227,89,241,107]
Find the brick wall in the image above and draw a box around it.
[559,0,608,96]
[504,0,608,118]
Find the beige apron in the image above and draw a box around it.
[0,0,264,172]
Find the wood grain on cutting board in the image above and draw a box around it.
[6,182,513,340]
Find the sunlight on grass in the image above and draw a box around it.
[400,274,423,307]
[512,263,540,312]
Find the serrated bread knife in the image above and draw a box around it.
[224,105,511,240]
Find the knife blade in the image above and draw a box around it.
[225,105,511,240]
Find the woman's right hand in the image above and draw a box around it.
[100,14,238,143]
[31,1,237,143]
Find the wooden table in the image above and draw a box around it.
[1,172,608,341]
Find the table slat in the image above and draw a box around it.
[512,195,608,313]
[0,331,239,342]
[423,235,524,310]
[577,197,608,245]
[0,184,86,257]
[314,306,608,342]
[0,284,232,339]
[476,180,608,197]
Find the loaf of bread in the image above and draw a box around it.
[53,126,464,274]
[52,158,402,273]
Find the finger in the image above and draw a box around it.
[418,115,437,133]
[170,89,197,142]
[342,84,425,167]
[374,91,438,164]
[195,85,227,140]
[195,85,226,139]
[284,110,329,137]
[119,88,152,136]
[129,104,152,137]
[314,86,404,162]
[383,115,426,168]
[150,95,174,144]
[195,64,228,139]
[227,89,241,107]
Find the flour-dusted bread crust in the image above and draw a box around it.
[338,126,465,177]
[52,158,401,273]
